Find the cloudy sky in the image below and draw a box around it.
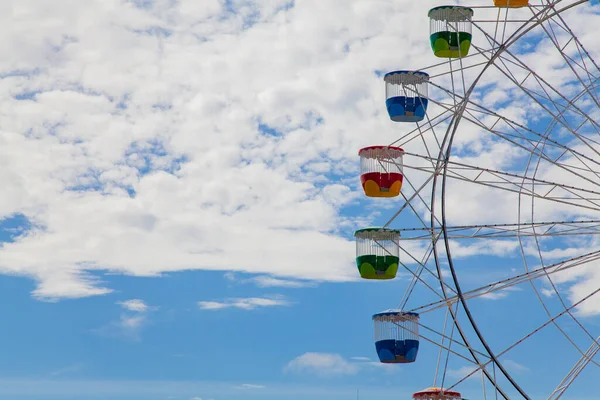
[1,0,599,399]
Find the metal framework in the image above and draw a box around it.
[375,1,600,399]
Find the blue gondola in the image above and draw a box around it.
[373,310,420,363]
[384,71,429,123]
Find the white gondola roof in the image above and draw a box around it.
[428,6,473,22]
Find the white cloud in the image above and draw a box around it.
[349,356,396,373]
[93,313,149,341]
[285,353,359,377]
[118,299,150,312]
[93,298,155,340]
[198,296,291,311]
[446,365,481,381]
[350,356,370,361]
[49,363,84,377]
[2,0,383,299]
[252,276,316,288]
[234,384,265,389]
[503,359,529,373]
[479,287,522,301]
[119,314,146,330]
[223,272,236,282]
[224,273,316,288]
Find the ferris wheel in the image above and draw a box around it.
[354,0,600,399]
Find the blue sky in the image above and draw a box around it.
[1,1,600,399]
[0,260,449,399]
[1,209,598,400]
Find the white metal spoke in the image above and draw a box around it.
[410,250,600,314]
[470,27,600,146]
[534,2,600,107]
[397,220,600,241]
[447,286,600,391]
[547,337,600,400]
[395,319,492,366]
[427,81,600,187]
[401,152,600,212]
